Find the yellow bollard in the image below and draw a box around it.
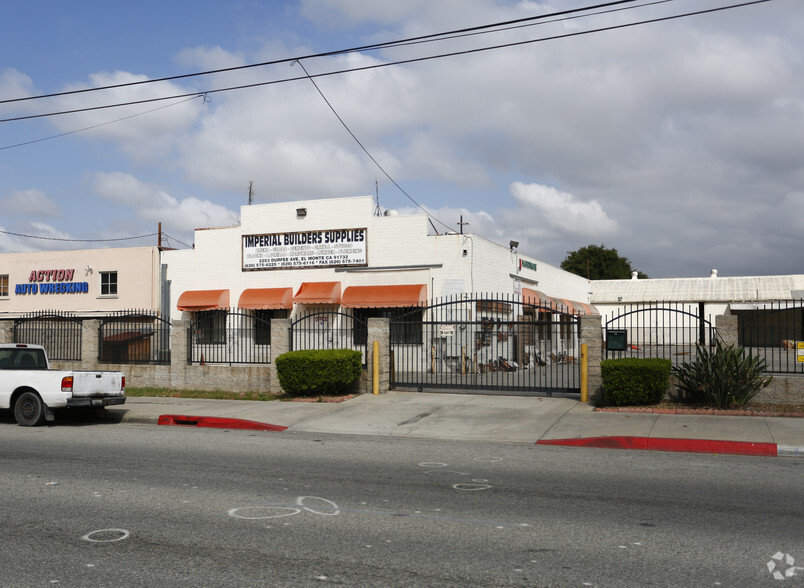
[373,340,379,395]
[580,343,588,403]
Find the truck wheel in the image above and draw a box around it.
[14,392,46,427]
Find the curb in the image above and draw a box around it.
[157,414,287,431]
[536,436,787,457]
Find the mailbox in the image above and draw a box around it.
[606,329,628,351]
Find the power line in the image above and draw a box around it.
[0,94,204,151]
[292,60,453,233]
[0,0,644,107]
[0,0,775,125]
[0,229,159,243]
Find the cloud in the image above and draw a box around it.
[0,68,35,100]
[509,182,617,237]
[47,71,203,160]
[1,189,61,217]
[90,171,239,234]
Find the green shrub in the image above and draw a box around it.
[275,349,362,397]
[601,358,671,406]
[672,339,772,408]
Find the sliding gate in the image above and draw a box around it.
[390,295,580,396]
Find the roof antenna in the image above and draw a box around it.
[248,180,254,205]
[374,178,382,216]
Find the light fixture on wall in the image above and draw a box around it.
[509,240,519,252]
[85,265,93,275]
[296,207,307,218]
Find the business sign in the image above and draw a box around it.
[15,268,89,296]
[242,228,368,270]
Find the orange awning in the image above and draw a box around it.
[341,284,427,308]
[293,282,341,305]
[522,288,559,310]
[177,289,229,311]
[238,287,293,310]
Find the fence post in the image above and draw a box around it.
[715,314,738,346]
[270,318,291,395]
[81,319,100,369]
[580,314,603,403]
[0,319,12,344]
[367,317,390,394]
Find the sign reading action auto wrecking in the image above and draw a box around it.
[242,228,368,270]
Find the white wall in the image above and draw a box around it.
[162,195,593,320]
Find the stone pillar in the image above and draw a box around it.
[715,314,738,346]
[580,314,603,404]
[0,320,13,344]
[80,319,101,370]
[367,317,390,394]
[269,318,291,395]
[169,319,188,390]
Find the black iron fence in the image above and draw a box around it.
[13,311,82,361]
[99,310,171,364]
[290,308,367,365]
[602,302,714,365]
[735,300,803,374]
[391,294,581,395]
[187,309,273,364]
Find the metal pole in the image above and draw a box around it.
[580,343,588,402]
[372,340,379,395]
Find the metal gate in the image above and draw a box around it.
[390,295,580,396]
[603,302,714,365]
[290,309,368,365]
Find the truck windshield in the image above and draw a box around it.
[0,348,48,370]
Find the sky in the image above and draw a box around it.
[1,0,801,279]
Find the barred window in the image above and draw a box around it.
[0,275,8,297]
[254,309,288,345]
[195,310,226,344]
[353,307,423,345]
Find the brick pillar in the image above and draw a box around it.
[270,318,291,395]
[580,314,603,403]
[715,314,738,346]
[367,317,390,394]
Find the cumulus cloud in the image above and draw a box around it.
[509,182,617,237]
[91,171,239,233]
[0,68,35,100]
[1,189,61,217]
[47,71,203,160]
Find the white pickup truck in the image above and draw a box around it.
[0,343,125,426]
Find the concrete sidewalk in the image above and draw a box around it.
[110,392,804,457]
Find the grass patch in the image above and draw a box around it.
[125,387,279,401]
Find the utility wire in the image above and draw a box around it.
[0,0,775,125]
[0,94,205,151]
[0,229,159,242]
[0,0,645,107]
[292,60,453,233]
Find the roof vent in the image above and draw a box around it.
[631,271,638,280]
[383,209,398,216]
[710,269,718,278]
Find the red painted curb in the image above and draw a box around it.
[157,414,287,431]
[536,436,778,456]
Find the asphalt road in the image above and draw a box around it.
[0,415,802,587]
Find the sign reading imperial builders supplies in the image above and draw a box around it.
[242,228,367,270]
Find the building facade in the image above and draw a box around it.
[0,246,164,317]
